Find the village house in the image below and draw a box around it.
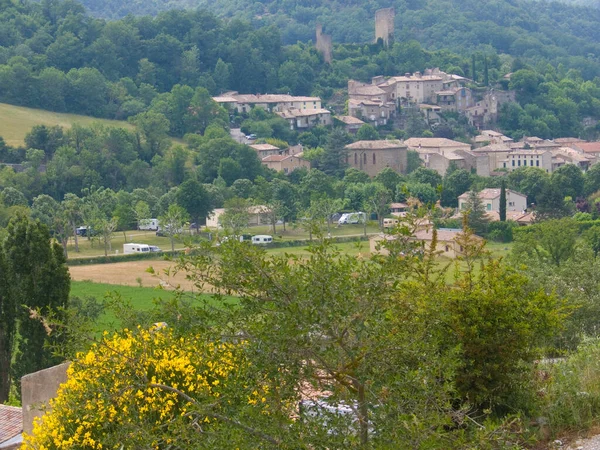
[276,107,332,130]
[570,141,600,162]
[249,143,283,158]
[473,130,514,147]
[347,99,393,126]
[344,140,408,177]
[261,153,311,174]
[212,92,322,114]
[501,149,553,172]
[404,137,472,156]
[466,90,515,129]
[335,115,365,134]
[433,86,474,112]
[389,202,409,217]
[458,188,527,213]
[551,147,593,171]
[427,149,490,177]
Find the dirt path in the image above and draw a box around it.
[69,260,199,291]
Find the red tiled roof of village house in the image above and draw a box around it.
[0,405,22,443]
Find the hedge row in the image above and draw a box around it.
[66,235,372,266]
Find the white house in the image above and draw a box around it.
[458,188,527,213]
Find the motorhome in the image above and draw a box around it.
[138,219,159,231]
[383,218,399,228]
[251,235,273,245]
[338,212,366,225]
[123,243,153,254]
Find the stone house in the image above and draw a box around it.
[427,149,490,177]
[261,153,311,174]
[345,140,407,177]
[335,115,365,134]
[433,87,474,112]
[213,93,322,114]
[276,108,332,130]
[347,99,392,126]
[249,143,283,158]
[0,405,22,449]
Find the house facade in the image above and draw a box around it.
[213,93,322,114]
[276,108,332,130]
[501,150,552,172]
[261,153,311,174]
[458,188,527,213]
[345,140,408,177]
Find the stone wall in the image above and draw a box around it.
[21,363,70,433]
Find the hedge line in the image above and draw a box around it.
[66,235,372,266]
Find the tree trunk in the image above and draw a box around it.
[72,224,79,252]
[170,236,175,252]
[61,238,68,259]
[363,217,367,237]
[0,332,10,403]
[356,382,369,447]
[283,219,286,232]
[123,230,128,243]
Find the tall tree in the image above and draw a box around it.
[158,204,188,252]
[6,214,70,395]
[176,180,213,233]
[463,190,490,235]
[0,247,14,403]
[499,180,507,222]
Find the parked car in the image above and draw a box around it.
[75,226,95,237]
[246,134,257,140]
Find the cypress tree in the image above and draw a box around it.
[471,54,477,82]
[500,180,507,222]
[483,56,489,86]
[0,248,15,403]
[6,214,70,396]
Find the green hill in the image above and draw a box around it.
[0,103,134,147]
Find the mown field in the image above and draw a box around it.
[0,102,134,147]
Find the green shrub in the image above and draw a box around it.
[486,221,517,243]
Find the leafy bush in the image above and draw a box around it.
[487,221,517,243]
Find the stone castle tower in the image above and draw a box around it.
[375,7,395,47]
[316,23,333,64]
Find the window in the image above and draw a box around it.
[373,153,376,164]
[518,160,521,166]
[486,203,492,211]
[445,245,449,252]
[536,160,539,167]
[284,168,289,174]
[509,201,514,207]
[530,160,534,166]
[363,153,367,164]
[512,160,515,167]
[354,153,357,164]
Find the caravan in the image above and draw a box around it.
[138,219,159,231]
[251,235,273,245]
[123,243,161,254]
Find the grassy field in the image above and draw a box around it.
[0,103,134,147]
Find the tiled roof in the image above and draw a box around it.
[261,155,286,162]
[276,108,330,119]
[217,94,321,104]
[458,188,526,200]
[250,144,279,151]
[0,405,22,444]
[336,115,365,125]
[404,138,471,149]
[472,144,512,153]
[345,140,406,150]
[575,142,600,154]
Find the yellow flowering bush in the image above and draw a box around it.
[21,327,259,449]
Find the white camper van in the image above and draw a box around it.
[251,235,273,245]
[138,219,159,231]
[123,243,152,254]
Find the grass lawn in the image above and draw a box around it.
[71,281,236,333]
[0,102,134,147]
[67,230,185,258]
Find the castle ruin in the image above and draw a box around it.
[375,7,395,47]
[315,23,333,64]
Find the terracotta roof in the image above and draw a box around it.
[390,202,408,209]
[554,137,585,144]
[481,130,503,137]
[336,115,365,125]
[472,144,512,153]
[225,94,320,104]
[435,89,460,96]
[250,144,279,151]
[574,142,600,154]
[404,138,471,149]
[0,405,22,444]
[509,149,549,155]
[345,140,406,150]
[262,155,286,162]
[390,75,443,82]
[458,188,526,200]
[276,108,330,119]
[351,85,386,96]
[551,148,590,163]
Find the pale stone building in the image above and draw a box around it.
[458,188,527,213]
[345,140,407,177]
